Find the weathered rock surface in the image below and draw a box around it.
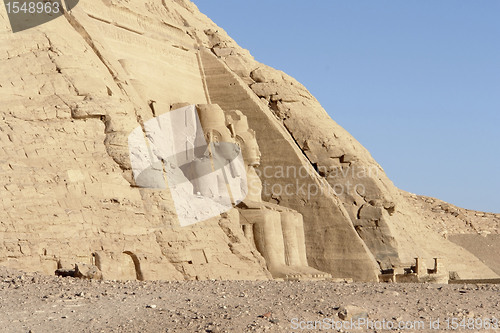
[0,0,497,281]
[0,0,270,282]
[74,263,102,280]
[406,192,500,276]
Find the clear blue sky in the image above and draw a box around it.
[193,1,500,213]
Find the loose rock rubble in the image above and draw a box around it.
[405,192,500,237]
[1,266,499,332]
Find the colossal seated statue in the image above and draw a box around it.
[195,105,330,280]
[193,104,247,206]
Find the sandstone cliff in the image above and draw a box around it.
[0,0,496,281]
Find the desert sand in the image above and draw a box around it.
[2,266,500,333]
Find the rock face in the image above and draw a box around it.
[0,0,497,281]
[0,0,270,281]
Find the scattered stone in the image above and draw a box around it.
[74,263,102,280]
[449,271,460,281]
[338,305,368,320]
[259,311,272,319]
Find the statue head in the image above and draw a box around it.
[196,104,240,162]
[227,110,261,167]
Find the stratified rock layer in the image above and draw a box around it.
[0,0,496,281]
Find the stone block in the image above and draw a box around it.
[358,205,383,220]
[250,66,283,83]
[75,262,103,280]
[338,305,368,321]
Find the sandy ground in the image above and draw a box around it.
[1,267,500,333]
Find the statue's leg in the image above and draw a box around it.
[295,213,309,267]
[255,210,282,266]
[280,211,303,267]
[281,211,332,279]
[239,209,303,279]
